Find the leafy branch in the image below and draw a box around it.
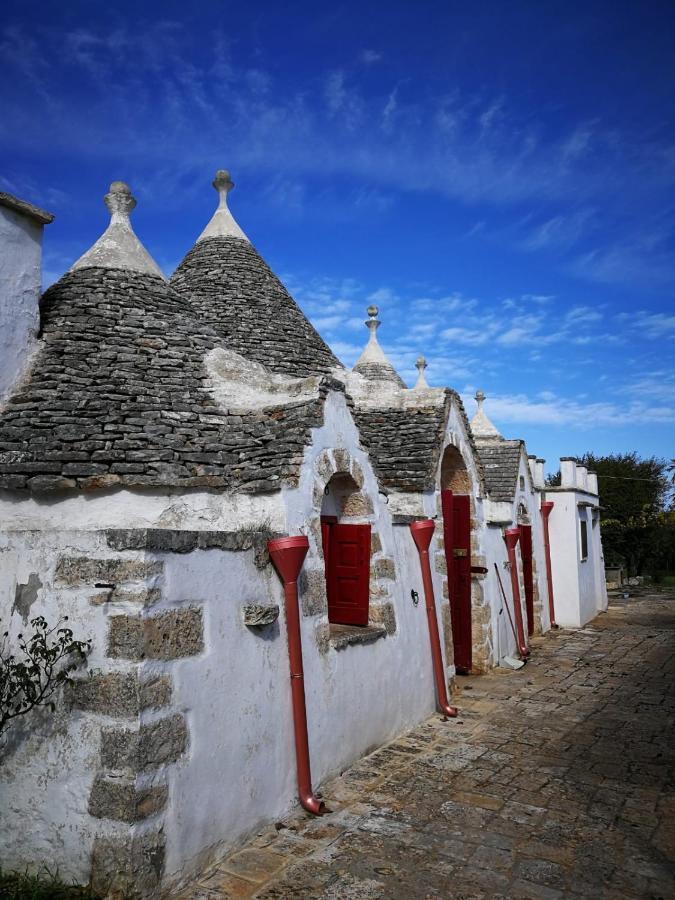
[1,616,91,742]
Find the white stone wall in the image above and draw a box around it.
[547,486,607,627]
[0,206,44,402]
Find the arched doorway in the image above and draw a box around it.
[320,473,371,626]
[440,445,473,674]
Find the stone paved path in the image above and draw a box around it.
[176,590,675,899]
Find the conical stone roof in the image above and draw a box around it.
[171,171,341,379]
[0,182,332,495]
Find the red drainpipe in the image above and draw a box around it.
[268,535,326,816]
[410,520,458,718]
[503,527,530,658]
[540,501,557,628]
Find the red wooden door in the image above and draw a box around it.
[326,523,371,626]
[520,524,534,637]
[442,490,472,673]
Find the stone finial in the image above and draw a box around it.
[352,305,407,389]
[104,181,136,218]
[470,389,501,439]
[196,168,249,243]
[70,182,165,278]
[414,356,430,389]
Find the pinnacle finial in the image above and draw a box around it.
[104,182,136,218]
[470,389,501,439]
[196,168,248,243]
[69,180,164,278]
[365,305,381,340]
[414,356,430,389]
[213,169,235,196]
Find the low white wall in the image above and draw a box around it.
[0,206,43,402]
[0,530,127,883]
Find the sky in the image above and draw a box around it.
[1,0,674,471]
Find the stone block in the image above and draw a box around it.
[243,604,280,627]
[107,608,204,660]
[90,828,165,898]
[139,675,172,710]
[349,459,365,488]
[55,556,162,586]
[369,601,397,635]
[69,671,140,717]
[107,615,144,660]
[341,491,373,517]
[371,558,396,580]
[435,553,448,575]
[140,713,188,768]
[299,569,328,617]
[441,603,454,666]
[88,775,168,822]
[315,621,330,655]
[370,532,382,555]
[315,451,335,482]
[143,607,204,659]
[332,449,352,474]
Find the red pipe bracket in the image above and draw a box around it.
[410,520,458,718]
[268,535,326,816]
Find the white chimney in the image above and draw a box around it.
[0,192,54,402]
[576,465,588,491]
[527,454,537,485]
[587,471,599,495]
[535,458,546,490]
[560,457,577,488]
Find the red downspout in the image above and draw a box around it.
[268,536,326,816]
[410,520,458,718]
[540,501,557,628]
[503,527,530,658]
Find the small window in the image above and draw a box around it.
[519,475,525,490]
[580,519,588,561]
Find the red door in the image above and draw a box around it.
[520,524,534,637]
[326,523,371,626]
[442,490,472,673]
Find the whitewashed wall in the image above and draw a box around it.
[0,206,44,402]
[546,485,607,627]
[0,530,130,884]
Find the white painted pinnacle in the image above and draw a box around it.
[352,305,407,390]
[470,389,502,439]
[414,356,430,389]
[197,169,249,243]
[70,182,165,278]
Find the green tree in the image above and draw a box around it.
[547,452,673,575]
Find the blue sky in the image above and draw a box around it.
[1,0,674,471]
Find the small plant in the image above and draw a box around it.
[0,864,100,898]
[1,615,91,743]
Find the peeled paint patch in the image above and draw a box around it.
[205,347,320,413]
[12,572,42,623]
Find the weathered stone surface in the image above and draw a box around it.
[0,266,335,496]
[143,607,204,659]
[55,556,161,586]
[340,491,374,517]
[329,623,387,650]
[370,531,382,555]
[91,828,165,898]
[69,671,140,717]
[299,569,328,617]
[368,601,397,635]
[242,604,280,627]
[107,608,204,660]
[107,614,144,660]
[139,675,172,710]
[371,557,396,580]
[88,775,168,822]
